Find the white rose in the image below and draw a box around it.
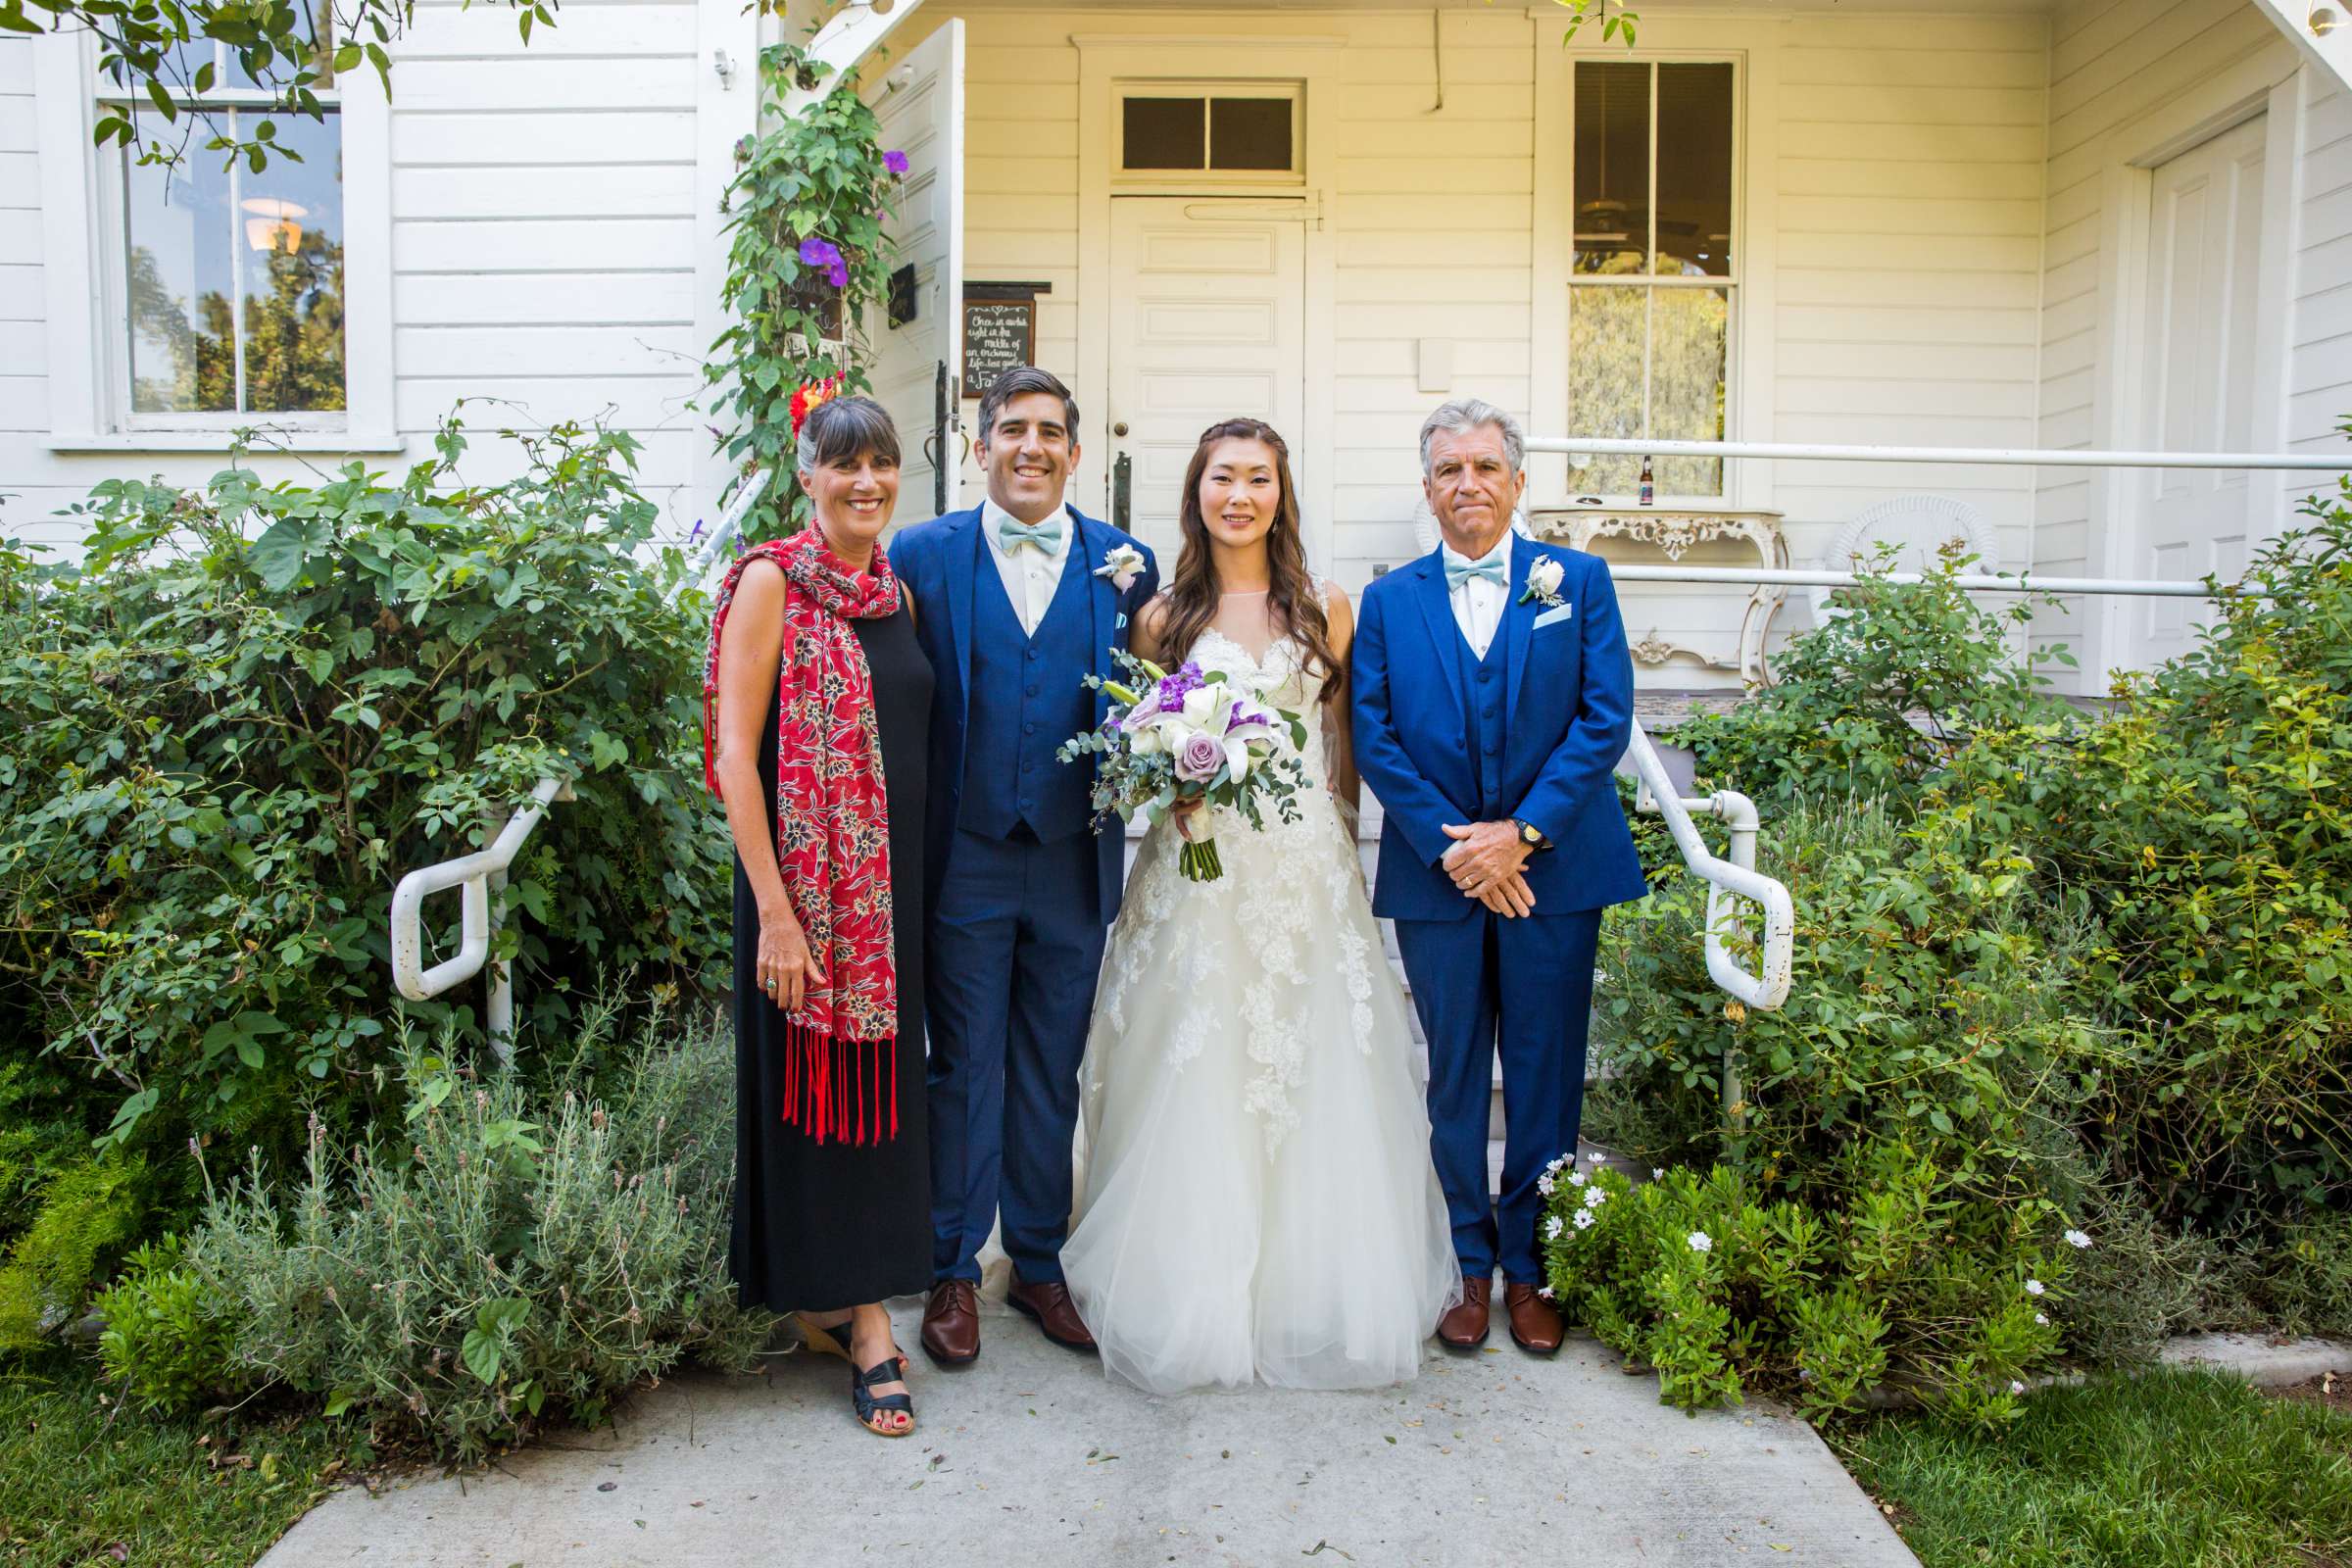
[1528,556,1566,598]
[1181,686,1216,724]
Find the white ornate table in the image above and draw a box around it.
[1527,507,1789,686]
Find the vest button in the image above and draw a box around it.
[1482,705,1495,718]
[1024,722,1037,735]
[1019,798,1033,811]
[1483,742,1499,756]
[1026,684,1039,697]
[1026,649,1040,662]
[1479,667,1494,683]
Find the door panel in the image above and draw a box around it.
[2132,115,2265,668]
[1106,198,1304,564]
[862,19,964,522]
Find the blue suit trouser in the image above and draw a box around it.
[925,827,1104,1285]
[1393,907,1602,1283]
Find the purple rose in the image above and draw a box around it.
[1174,731,1225,784]
[883,149,910,175]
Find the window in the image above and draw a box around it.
[1567,60,1736,497]
[101,34,348,423]
[1118,88,1299,178]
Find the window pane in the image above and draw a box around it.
[1210,97,1292,171]
[1123,97,1204,170]
[1574,61,1648,275]
[1656,64,1734,277]
[239,108,345,412]
[224,1,335,89]
[1651,287,1729,493]
[1567,286,1646,494]
[123,109,234,413]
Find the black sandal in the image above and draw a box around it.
[851,1355,916,1439]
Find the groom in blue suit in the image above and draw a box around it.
[889,367,1158,1365]
[1351,398,1647,1355]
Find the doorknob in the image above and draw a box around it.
[1112,421,1130,437]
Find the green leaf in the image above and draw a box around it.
[460,1328,502,1385]
[250,514,319,592]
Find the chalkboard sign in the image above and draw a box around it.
[962,297,1036,390]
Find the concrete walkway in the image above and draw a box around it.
[261,1298,1918,1568]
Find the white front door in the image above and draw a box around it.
[2129,115,2267,669]
[1105,198,1305,564]
[863,18,965,521]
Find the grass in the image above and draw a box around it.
[1838,1369,2352,1568]
[0,1356,353,1567]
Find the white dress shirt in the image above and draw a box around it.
[981,498,1074,637]
[1441,534,1512,660]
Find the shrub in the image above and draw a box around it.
[1544,1152,2068,1428]
[186,1006,769,1460]
[94,1237,251,1416]
[1672,545,2076,808]
[0,1153,153,1351]
[0,416,729,1173]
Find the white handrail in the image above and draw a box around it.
[389,774,570,1067]
[1622,724,1793,1018]
[1530,435,2352,472]
[1605,564,2222,597]
[690,468,773,581]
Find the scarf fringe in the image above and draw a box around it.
[780,1023,901,1146]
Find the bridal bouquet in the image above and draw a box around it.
[1057,651,1310,881]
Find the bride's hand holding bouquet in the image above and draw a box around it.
[1057,651,1310,881]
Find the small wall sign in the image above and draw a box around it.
[961,282,1052,393]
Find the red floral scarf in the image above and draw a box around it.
[705,528,904,1144]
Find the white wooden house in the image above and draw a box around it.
[8,0,2352,693]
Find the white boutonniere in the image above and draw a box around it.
[1094,543,1147,593]
[1519,554,1567,610]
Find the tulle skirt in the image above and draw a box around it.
[1063,794,1461,1395]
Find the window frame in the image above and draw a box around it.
[1112,81,1305,187]
[32,27,397,453]
[1563,53,1743,505]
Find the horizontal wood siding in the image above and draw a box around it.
[0,2,709,562]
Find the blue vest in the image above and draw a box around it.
[959,537,1099,843]
[1465,631,1512,819]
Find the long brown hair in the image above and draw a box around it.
[1156,418,1340,705]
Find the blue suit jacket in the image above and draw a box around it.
[888,505,1160,921]
[1351,536,1646,921]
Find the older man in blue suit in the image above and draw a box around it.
[889,367,1158,1366]
[1350,398,1647,1356]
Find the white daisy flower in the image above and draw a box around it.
[1572,1208,1595,1231]
[1544,1215,1564,1240]
[1538,1285,1556,1299]
[1689,1231,1713,1254]
[2064,1229,2092,1250]
[1587,1152,1606,1163]
[1582,1187,1605,1209]
[1569,1170,1588,1188]
[1537,1174,1555,1198]
[2025,1279,2045,1297]
[2034,1313,2048,1326]
[1652,1168,1665,1181]
[2009,1380,2027,1396]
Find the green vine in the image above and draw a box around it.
[705,39,908,544]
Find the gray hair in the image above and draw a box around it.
[1418,398,1526,477]
[797,393,902,477]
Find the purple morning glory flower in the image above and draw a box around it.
[882,149,910,175]
[799,236,850,289]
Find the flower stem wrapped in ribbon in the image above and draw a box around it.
[1057,651,1312,882]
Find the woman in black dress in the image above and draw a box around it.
[709,394,933,1438]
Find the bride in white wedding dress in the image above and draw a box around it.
[1061,418,1460,1394]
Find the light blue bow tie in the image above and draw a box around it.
[1445,555,1507,592]
[997,514,1065,556]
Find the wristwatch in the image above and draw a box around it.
[1511,817,1552,852]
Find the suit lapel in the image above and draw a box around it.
[1411,549,1469,729]
[1503,535,1537,734]
[1071,511,1119,721]
[947,511,980,729]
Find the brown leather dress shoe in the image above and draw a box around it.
[1504,1283,1565,1355]
[1006,1278,1098,1353]
[1435,1275,1492,1348]
[921,1279,980,1365]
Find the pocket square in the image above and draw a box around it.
[1534,604,1575,630]
[1116,612,1129,631]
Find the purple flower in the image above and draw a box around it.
[1155,662,1205,706]
[799,236,850,289]
[1174,732,1225,784]
[882,149,910,175]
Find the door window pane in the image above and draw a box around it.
[1123,97,1205,170]
[1574,61,1648,274]
[1650,287,1729,494]
[239,109,345,412]
[1656,65,1734,277]
[1568,286,1646,494]
[1210,97,1291,171]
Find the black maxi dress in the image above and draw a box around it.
[730,604,933,1313]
